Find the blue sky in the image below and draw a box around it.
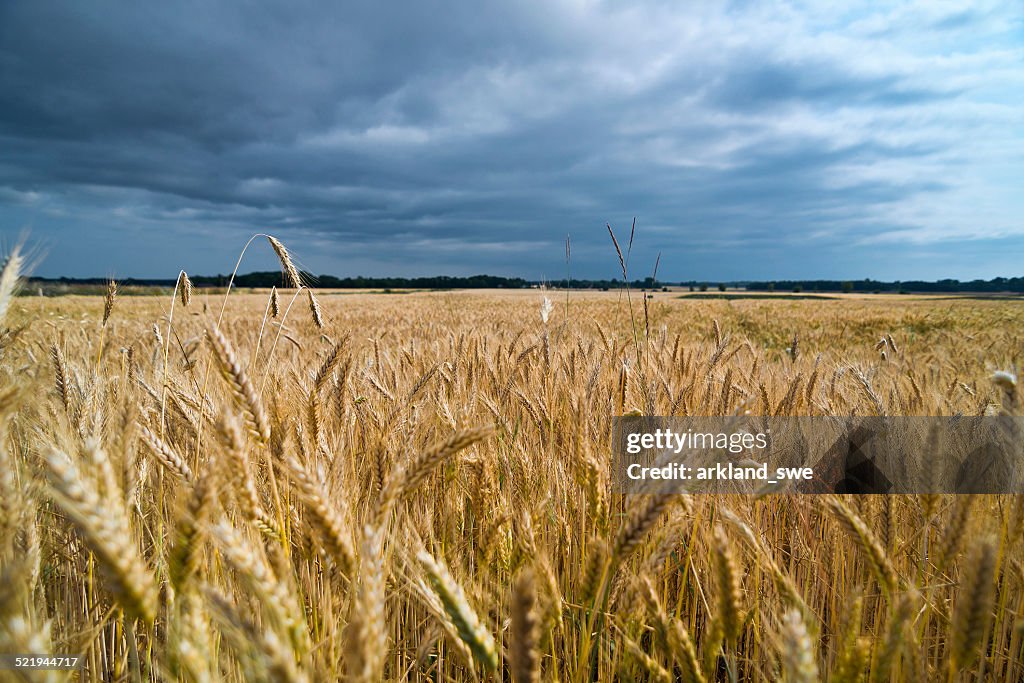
[1,1,1021,281]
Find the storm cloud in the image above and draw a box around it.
[1,1,1021,280]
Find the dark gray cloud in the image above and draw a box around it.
[0,0,1021,280]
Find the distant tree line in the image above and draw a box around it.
[198,273,670,290]
[745,277,1024,294]
[192,272,535,289]
[28,272,535,290]
[27,272,665,290]
[25,273,1024,293]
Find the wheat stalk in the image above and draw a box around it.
[418,549,498,673]
[42,448,157,625]
[378,426,492,523]
[286,456,354,573]
[510,569,540,683]
[267,235,303,289]
[211,521,309,658]
[207,324,271,443]
[102,279,117,326]
[0,245,23,325]
[827,496,898,596]
[948,535,997,674]
[353,525,386,682]
[177,270,193,307]
[307,289,324,329]
[713,526,744,644]
[138,423,195,483]
[779,608,818,683]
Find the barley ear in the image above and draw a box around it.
[286,456,354,574]
[207,324,271,443]
[418,549,498,673]
[612,494,673,563]
[102,279,117,326]
[307,289,324,329]
[0,245,23,325]
[267,235,303,289]
[42,449,158,625]
[510,569,540,683]
[713,526,744,644]
[352,525,386,683]
[948,535,997,673]
[138,423,195,483]
[177,270,192,307]
[269,286,280,318]
[779,608,818,683]
[826,496,898,596]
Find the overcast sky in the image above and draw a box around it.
[1,1,1021,281]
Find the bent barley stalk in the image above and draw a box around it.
[267,235,303,289]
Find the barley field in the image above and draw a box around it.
[0,239,1022,682]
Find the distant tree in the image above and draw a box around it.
[793,284,803,293]
[699,283,708,292]
[718,283,727,292]
[689,285,695,292]
[842,281,854,293]
[767,282,775,292]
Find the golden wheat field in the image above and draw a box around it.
[0,239,1022,682]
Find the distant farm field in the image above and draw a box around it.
[1,254,1022,680]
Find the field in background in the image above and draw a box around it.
[1,258,1022,681]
